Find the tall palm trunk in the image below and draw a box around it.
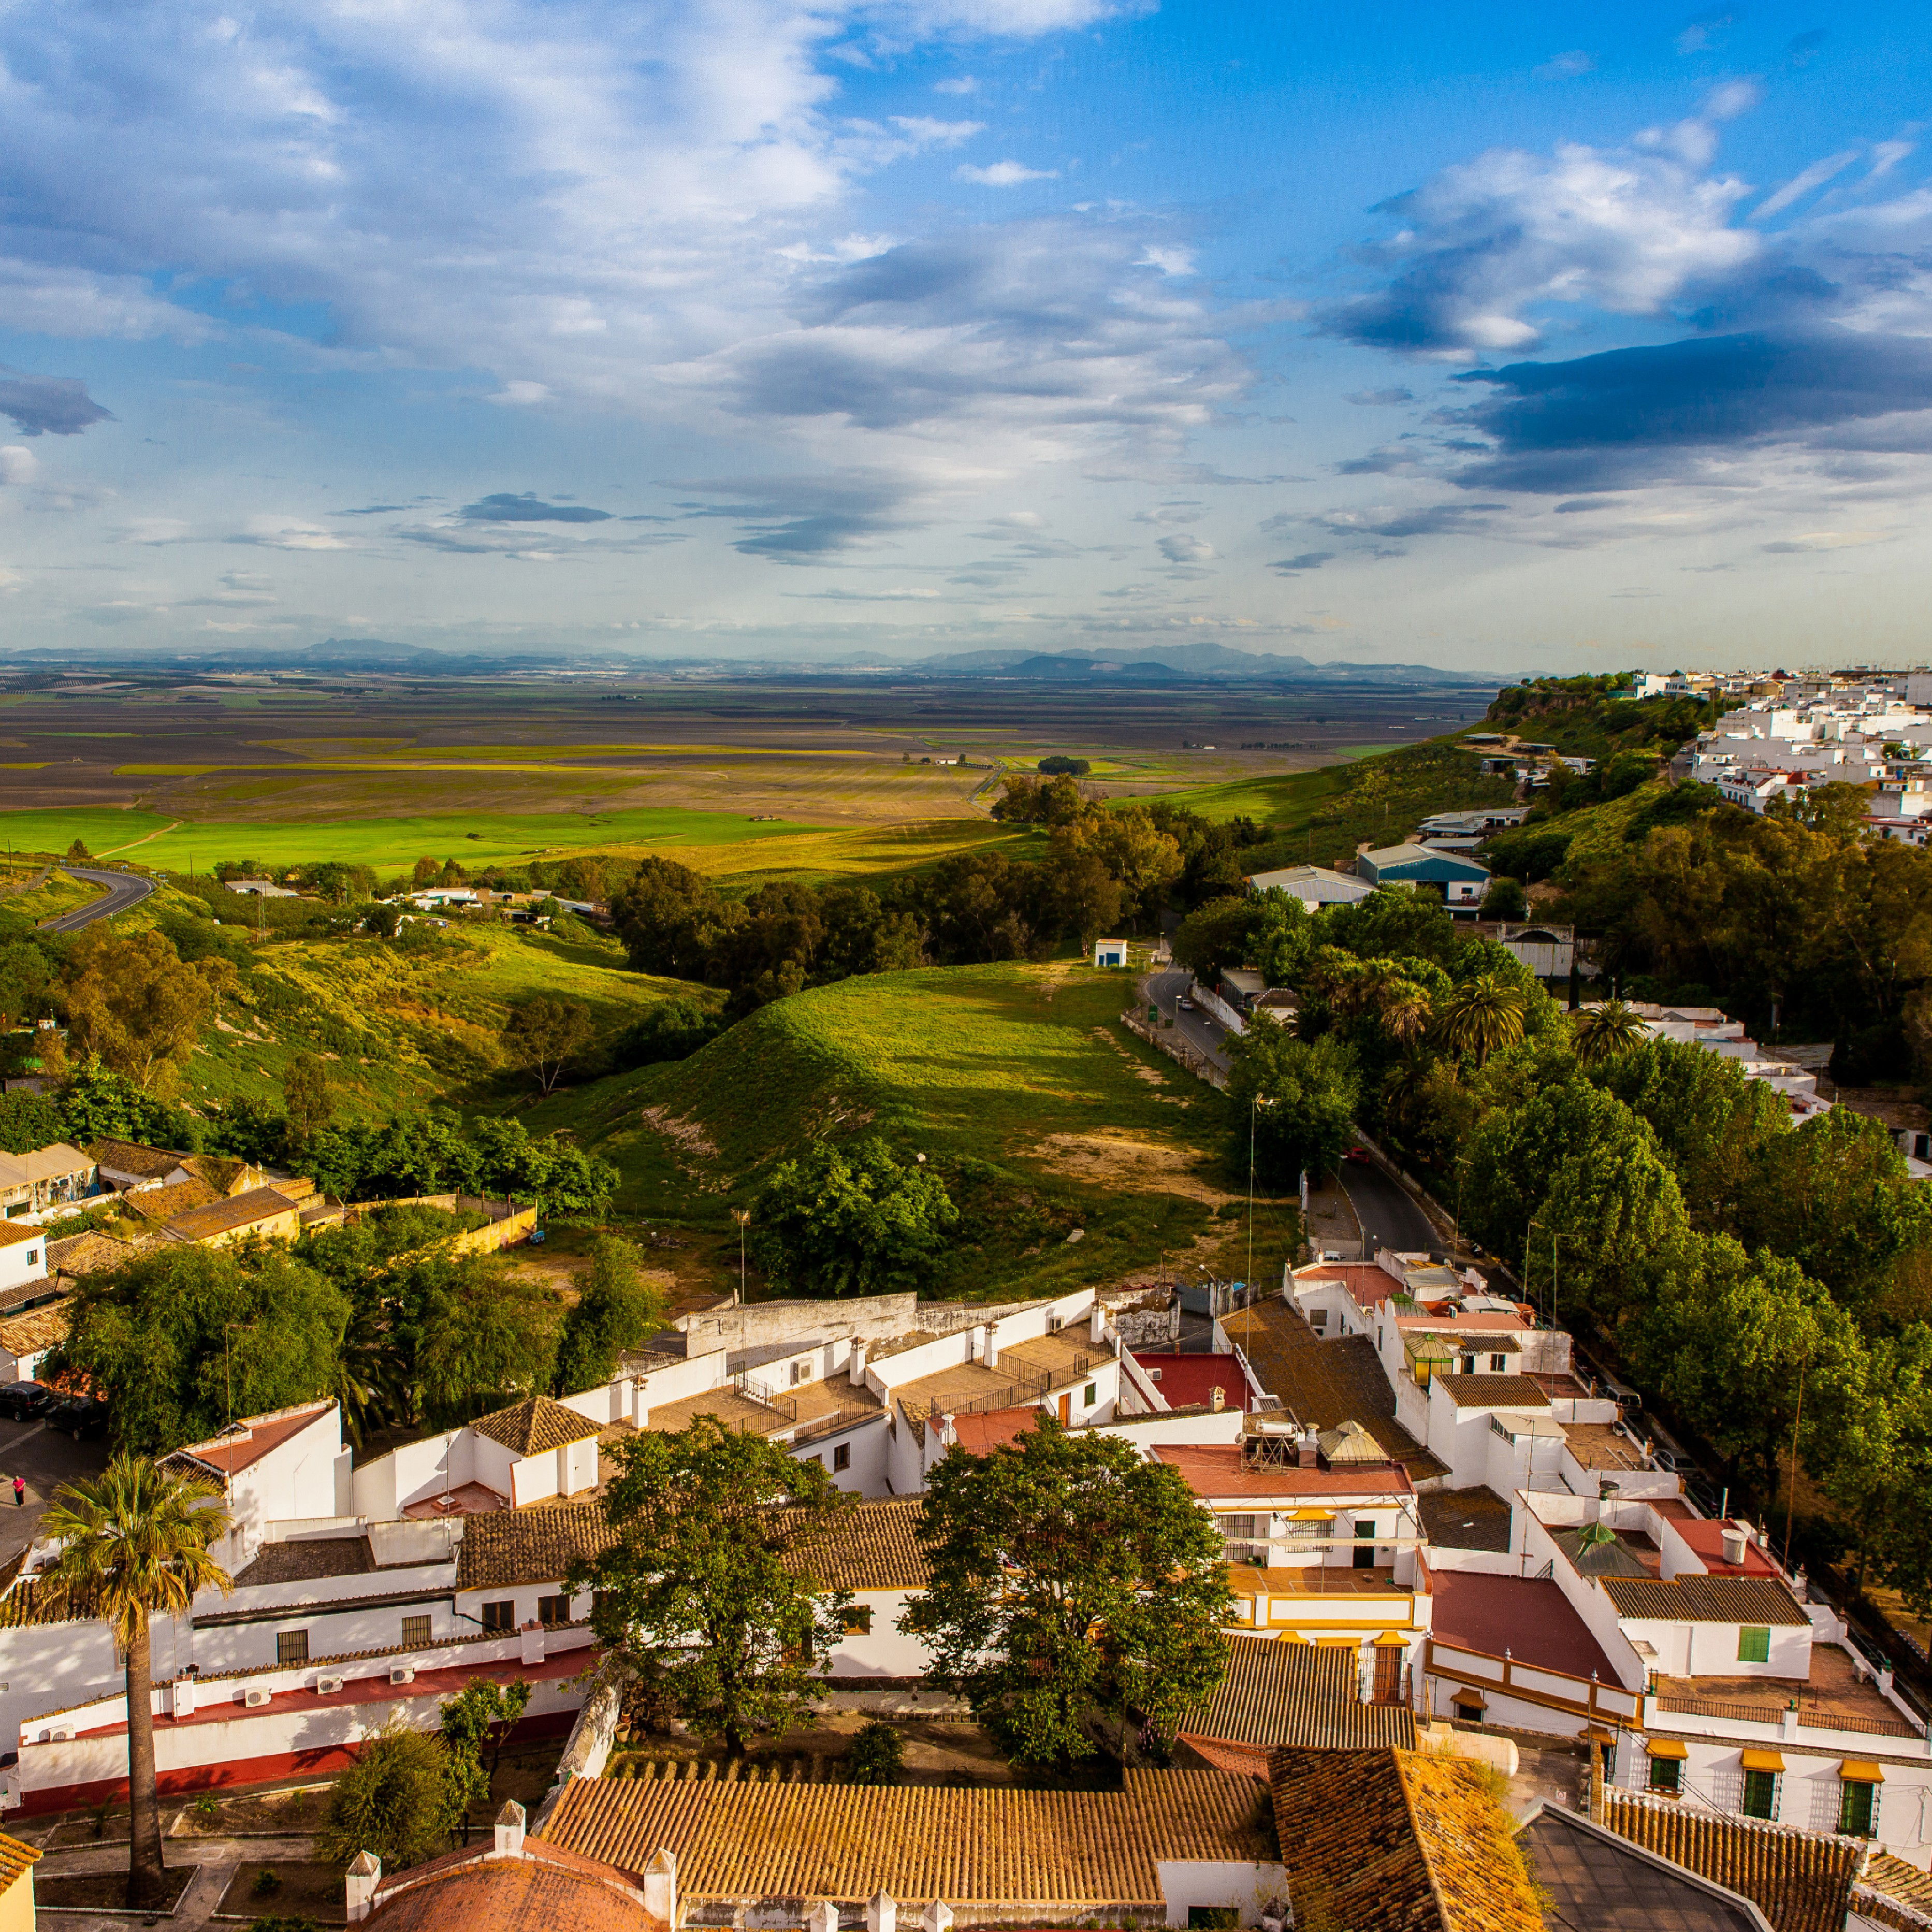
[124,1619,166,1908]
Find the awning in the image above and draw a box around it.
[1840,1760,1885,1783]
[1373,1632,1408,1648]
[1451,1691,1488,1709]
[1288,1508,1335,1521]
[1585,1726,1619,1746]
[1644,1738,1688,1760]
[1276,1631,1308,1644]
[1740,1750,1785,1773]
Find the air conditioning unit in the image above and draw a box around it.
[389,1666,415,1686]
[314,1675,344,1695]
[244,1686,273,1709]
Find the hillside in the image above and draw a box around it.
[529,960,1243,1297]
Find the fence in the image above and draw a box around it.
[1121,1010,1227,1091]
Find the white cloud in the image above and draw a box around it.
[1752,150,1860,221]
[1535,50,1595,79]
[934,75,979,94]
[1157,532,1213,563]
[1138,245,1195,277]
[0,447,38,487]
[955,160,1058,185]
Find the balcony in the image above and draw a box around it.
[1652,1645,1923,1741]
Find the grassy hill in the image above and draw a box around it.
[530,960,1247,1298]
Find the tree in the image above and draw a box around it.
[1040,839,1123,949]
[1480,875,1528,920]
[503,995,591,1094]
[366,903,401,939]
[61,929,217,1091]
[52,1245,351,1454]
[1571,999,1648,1068]
[555,1237,669,1394]
[906,1418,1230,1765]
[749,1138,957,1298]
[1434,972,1526,1065]
[570,1417,855,1753]
[1224,1026,1360,1187]
[40,1458,232,1907]
[1171,897,1261,982]
[609,857,740,980]
[414,1258,560,1427]
[845,1719,905,1785]
[412,858,441,887]
[317,1727,466,1870]
[66,838,93,863]
[439,1679,532,1836]
[281,1052,335,1144]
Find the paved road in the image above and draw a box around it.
[0,1414,110,1564]
[1147,967,1233,1077]
[38,866,156,933]
[1337,1153,1439,1259]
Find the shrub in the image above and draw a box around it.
[845,1720,906,1786]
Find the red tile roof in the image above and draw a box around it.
[1293,1262,1405,1308]
[1430,1572,1622,1684]
[1132,1354,1247,1412]
[165,1401,334,1479]
[1673,1519,1779,1578]
[1151,1445,1414,1501]
[948,1407,1042,1455]
[368,1838,650,1932]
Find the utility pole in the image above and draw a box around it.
[1783,1355,1807,1572]
[732,1209,750,1308]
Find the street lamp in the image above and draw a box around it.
[731,1209,750,1308]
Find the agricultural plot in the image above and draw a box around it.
[532,960,1241,1298]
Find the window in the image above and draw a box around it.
[1186,1911,1238,1930]
[276,1630,309,1667]
[1741,1768,1778,1820]
[1737,1625,1771,1664]
[481,1601,515,1633]
[539,1594,570,1626]
[1083,1382,1097,1407]
[23,1251,35,1267]
[1490,1353,1507,1372]
[833,1443,851,1472]
[1647,1756,1682,1796]
[401,1615,431,1649]
[803,1451,823,1466]
[1840,1779,1878,1838]
[791,1361,805,1386]
[840,1606,874,1636]
[1149,1366,1164,1381]
[1460,1356,1477,1375]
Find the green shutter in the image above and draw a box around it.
[1737,1625,1771,1663]
[1840,1781,1876,1838]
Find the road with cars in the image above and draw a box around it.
[1147,967,1234,1077]
[37,866,157,933]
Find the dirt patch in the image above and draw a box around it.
[1093,1024,1167,1083]
[40,1867,195,1912]
[217,1860,347,1924]
[172,1783,331,1837]
[639,1106,720,1160]
[1026,1130,1234,1204]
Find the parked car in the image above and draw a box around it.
[49,1392,109,1440]
[0,1381,52,1421]
[1176,996,1196,1012]
[1652,1445,1701,1478]
[1344,1146,1372,1165]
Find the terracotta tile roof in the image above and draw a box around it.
[88,1138,189,1181]
[1603,1792,1859,1932]
[0,1303,65,1357]
[164,1401,335,1481]
[0,1830,39,1892]
[47,1230,139,1277]
[456,1495,930,1594]
[1436,1374,1551,1408]
[1173,1633,1417,1751]
[1601,1575,1810,1625]
[1269,1747,1544,1932]
[1152,1444,1411,1501]
[1291,1261,1406,1307]
[367,1834,651,1932]
[1218,1301,1446,1480]
[947,1406,1042,1455]
[541,1767,1269,1906]
[125,1178,222,1223]
[1856,1851,1932,1930]
[472,1395,604,1456]
[161,1184,302,1242]
[234,1535,375,1588]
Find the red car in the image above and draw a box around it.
[1344,1146,1372,1165]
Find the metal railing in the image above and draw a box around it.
[1652,1691,1921,1739]
[897,1364,1053,1429]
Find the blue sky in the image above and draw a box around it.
[2,0,1929,672]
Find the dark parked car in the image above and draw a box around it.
[49,1393,109,1440]
[0,1381,54,1422]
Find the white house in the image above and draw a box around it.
[0,1225,49,1299]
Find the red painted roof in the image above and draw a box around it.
[171,1402,333,1478]
[1132,1354,1246,1412]
[1292,1263,1404,1308]
[948,1407,1042,1455]
[1429,1572,1621,1685]
[1673,1519,1779,1578]
[1151,1445,1413,1500]
[1395,1311,1529,1333]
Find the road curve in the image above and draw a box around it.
[1336,1153,1439,1259]
[37,866,158,934]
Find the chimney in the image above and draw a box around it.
[849,1338,869,1387]
[1297,1432,1318,1469]
[520,1619,546,1666]
[1210,1385,1225,1414]
[1089,1303,1107,1346]
[981,1323,1000,1371]
[1720,1523,1748,1568]
[807,1903,839,1932]
[866,1892,897,1932]
[493,1799,526,1856]
[644,1850,678,1930]
[922,1906,954,1932]
[345,1852,382,1925]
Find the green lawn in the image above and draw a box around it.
[531,959,1241,1297]
[0,806,817,875]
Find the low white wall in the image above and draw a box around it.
[793,1415,893,1499]
[823,1590,931,1679]
[1157,1861,1285,1929]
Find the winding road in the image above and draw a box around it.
[37,866,157,934]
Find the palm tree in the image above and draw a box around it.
[1573,998,1648,1068]
[1435,973,1527,1066]
[39,1458,233,1908]
[1378,979,1434,1046]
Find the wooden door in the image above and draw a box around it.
[1373,1646,1402,1706]
[1058,1392,1071,1425]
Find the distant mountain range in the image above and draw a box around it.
[0,637,1499,686]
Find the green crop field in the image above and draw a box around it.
[0,806,817,875]
[529,959,1254,1298]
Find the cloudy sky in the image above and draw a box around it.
[2,0,1929,671]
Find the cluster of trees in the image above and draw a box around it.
[50,1215,665,1450]
[572,1413,1228,1768]
[1188,865,1932,1604]
[748,1138,958,1297]
[611,794,1269,1015]
[1484,673,1731,757]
